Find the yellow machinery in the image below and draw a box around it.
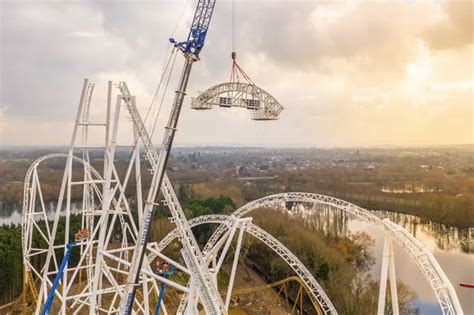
[10,273,321,315]
[224,276,323,315]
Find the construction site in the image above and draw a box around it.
[2,0,467,314]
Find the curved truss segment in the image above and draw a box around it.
[22,153,103,260]
[191,82,284,120]
[202,192,462,315]
[153,214,337,315]
[21,153,166,314]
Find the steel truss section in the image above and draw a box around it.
[201,192,463,315]
[191,82,284,120]
[117,82,226,314]
[21,80,165,314]
[150,214,336,314]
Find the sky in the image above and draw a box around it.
[0,0,472,148]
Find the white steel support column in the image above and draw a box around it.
[105,81,112,173]
[388,236,399,315]
[133,117,144,223]
[35,79,89,314]
[215,222,239,272]
[185,281,197,315]
[225,219,248,310]
[210,257,218,289]
[62,83,91,314]
[378,233,399,315]
[378,235,390,315]
[90,94,122,314]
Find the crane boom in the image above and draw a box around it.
[118,82,226,315]
[119,1,222,314]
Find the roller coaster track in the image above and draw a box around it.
[118,82,225,314]
[22,153,462,314]
[226,275,322,315]
[151,214,337,314]
[201,192,463,315]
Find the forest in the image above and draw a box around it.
[1,147,473,227]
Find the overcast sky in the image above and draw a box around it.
[0,0,472,148]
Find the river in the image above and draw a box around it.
[291,204,473,314]
[351,213,473,314]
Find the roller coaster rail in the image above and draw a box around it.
[19,78,464,315]
[201,192,463,315]
[227,275,322,314]
[150,214,337,314]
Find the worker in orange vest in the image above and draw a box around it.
[155,260,163,273]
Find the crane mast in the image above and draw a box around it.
[119,1,222,314]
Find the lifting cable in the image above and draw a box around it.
[229,0,255,86]
[145,0,191,131]
[147,0,191,135]
[117,0,191,186]
[150,49,179,139]
[232,0,236,54]
[116,46,177,189]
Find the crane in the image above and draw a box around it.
[118,1,222,314]
[40,230,90,315]
[40,243,76,315]
[153,261,175,315]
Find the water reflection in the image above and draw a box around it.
[285,203,474,314]
[374,210,473,254]
[0,202,80,226]
[285,202,473,254]
[286,202,349,239]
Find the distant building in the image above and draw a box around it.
[258,164,269,172]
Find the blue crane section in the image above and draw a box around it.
[41,229,89,315]
[170,0,216,57]
[40,242,76,315]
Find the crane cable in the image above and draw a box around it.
[147,0,192,135]
[150,50,179,139]
[116,0,191,200]
[124,0,191,154]
[116,47,177,186]
[229,0,255,86]
[232,0,235,53]
[230,0,238,83]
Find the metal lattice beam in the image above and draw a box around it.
[191,82,284,120]
[201,192,463,315]
[151,214,338,315]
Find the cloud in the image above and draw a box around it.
[0,0,472,147]
[423,0,473,51]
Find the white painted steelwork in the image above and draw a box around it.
[151,214,336,314]
[201,192,463,315]
[191,82,284,120]
[21,81,166,314]
[117,81,226,315]
[21,80,462,315]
